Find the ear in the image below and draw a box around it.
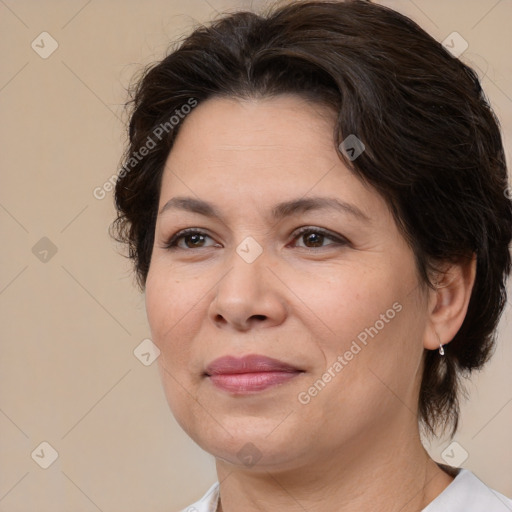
[423,254,477,351]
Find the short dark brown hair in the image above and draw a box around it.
[112,0,512,435]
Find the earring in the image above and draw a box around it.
[436,331,445,356]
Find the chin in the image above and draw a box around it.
[185,415,308,470]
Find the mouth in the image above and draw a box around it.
[204,354,304,394]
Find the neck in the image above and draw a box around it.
[215,421,453,512]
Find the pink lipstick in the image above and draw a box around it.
[205,354,303,393]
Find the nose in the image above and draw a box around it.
[208,244,287,331]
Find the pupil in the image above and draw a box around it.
[305,233,323,247]
[188,234,204,247]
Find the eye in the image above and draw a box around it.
[162,226,348,251]
[290,226,348,249]
[163,228,220,250]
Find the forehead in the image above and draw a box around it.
[167,95,336,166]
[158,95,383,222]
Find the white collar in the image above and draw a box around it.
[183,469,512,512]
[422,468,512,511]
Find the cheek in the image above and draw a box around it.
[145,273,169,348]
[292,263,402,346]
[298,299,425,439]
[145,269,191,356]
[295,259,424,392]
[326,286,426,407]
[145,270,205,422]
[145,265,214,384]
[146,263,196,331]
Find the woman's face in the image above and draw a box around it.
[146,95,431,470]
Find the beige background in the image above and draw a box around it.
[1,0,511,510]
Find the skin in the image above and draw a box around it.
[145,95,476,512]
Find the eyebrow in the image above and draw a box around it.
[159,196,370,223]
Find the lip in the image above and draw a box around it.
[205,354,303,393]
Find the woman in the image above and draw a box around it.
[112,1,512,510]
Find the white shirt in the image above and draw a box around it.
[180,469,512,512]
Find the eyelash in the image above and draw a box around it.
[162,226,349,251]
